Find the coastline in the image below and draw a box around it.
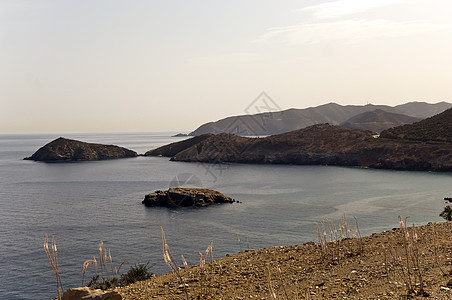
[115,221,452,299]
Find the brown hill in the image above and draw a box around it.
[24,137,137,162]
[380,108,452,143]
[148,124,452,172]
[174,124,373,165]
[340,109,421,133]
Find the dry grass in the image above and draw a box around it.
[81,241,128,289]
[43,233,63,300]
[160,226,189,300]
[314,214,363,261]
[386,216,428,297]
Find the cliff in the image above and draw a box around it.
[24,137,137,162]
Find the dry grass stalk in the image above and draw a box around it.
[108,249,114,275]
[389,216,427,297]
[82,256,97,285]
[160,226,188,300]
[431,224,447,276]
[82,242,127,287]
[198,241,214,298]
[205,241,213,264]
[236,233,243,252]
[314,222,328,256]
[160,227,178,272]
[277,266,290,299]
[181,254,188,268]
[266,265,298,300]
[44,233,63,300]
[315,215,363,261]
[267,267,277,300]
[115,259,128,276]
[98,241,109,279]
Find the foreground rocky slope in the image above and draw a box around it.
[24,137,137,162]
[116,221,452,299]
[148,124,452,172]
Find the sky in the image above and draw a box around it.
[1,0,452,133]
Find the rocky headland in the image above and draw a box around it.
[144,134,213,157]
[142,187,235,207]
[147,108,452,172]
[24,137,137,162]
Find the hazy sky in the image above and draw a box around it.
[1,0,452,133]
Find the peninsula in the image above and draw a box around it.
[147,108,452,172]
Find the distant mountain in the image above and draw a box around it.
[380,107,452,143]
[393,101,452,119]
[340,109,421,133]
[189,102,452,136]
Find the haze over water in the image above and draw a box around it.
[0,133,450,299]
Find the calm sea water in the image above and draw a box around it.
[0,133,450,299]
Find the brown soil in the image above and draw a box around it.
[116,221,452,299]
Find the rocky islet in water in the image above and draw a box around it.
[24,137,137,162]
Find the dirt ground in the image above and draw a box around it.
[116,221,452,299]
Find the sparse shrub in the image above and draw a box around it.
[440,205,452,221]
[86,263,153,290]
[87,275,119,290]
[119,263,154,286]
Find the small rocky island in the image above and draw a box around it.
[142,187,235,207]
[24,137,137,162]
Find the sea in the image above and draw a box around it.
[0,132,450,299]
